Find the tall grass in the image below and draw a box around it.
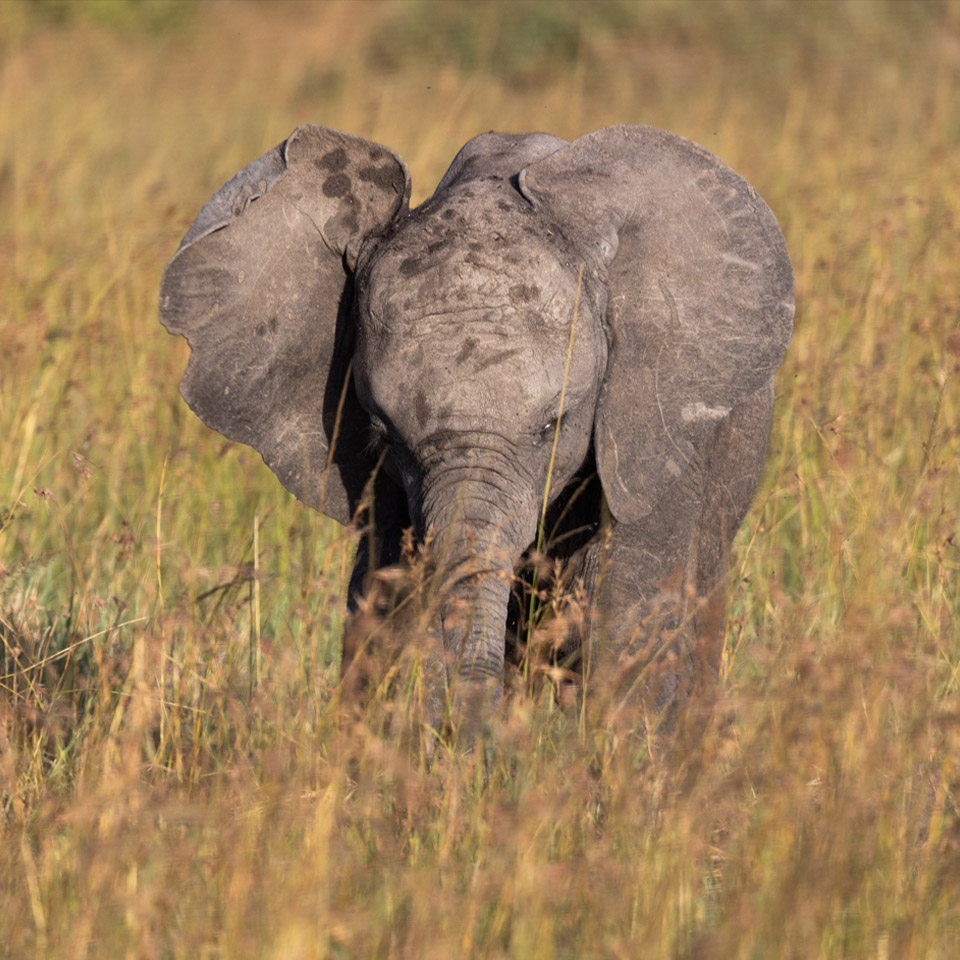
[1,1,958,956]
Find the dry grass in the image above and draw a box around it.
[1,1,959,957]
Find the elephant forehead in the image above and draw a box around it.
[364,186,584,333]
[359,308,604,443]
[382,343,564,431]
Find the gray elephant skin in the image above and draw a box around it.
[160,123,793,730]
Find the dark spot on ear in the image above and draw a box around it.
[323,173,352,198]
[269,316,279,333]
[415,389,431,428]
[455,338,477,364]
[442,208,456,220]
[469,242,483,252]
[427,241,444,254]
[255,322,266,337]
[497,200,512,212]
[318,148,349,171]
[359,163,402,193]
[509,283,540,304]
[368,147,383,160]
[399,257,424,277]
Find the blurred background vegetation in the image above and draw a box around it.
[1,1,959,957]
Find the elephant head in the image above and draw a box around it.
[160,124,793,711]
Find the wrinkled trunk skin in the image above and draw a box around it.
[420,477,536,732]
[441,568,511,682]
[439,566,512,728]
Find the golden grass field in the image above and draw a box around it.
[1,1,959,956]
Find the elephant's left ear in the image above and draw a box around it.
[518,125,794,523]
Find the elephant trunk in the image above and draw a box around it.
[418,468,537,704]
[440,564,512,687]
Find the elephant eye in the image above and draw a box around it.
[536,418,559,445]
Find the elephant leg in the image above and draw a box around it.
[692,378,775,676]
[588,477,704,732]
[584,379,774,736]
[341,476,410,689]
[341,481,451,746]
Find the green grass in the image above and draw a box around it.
[1,1,959,957]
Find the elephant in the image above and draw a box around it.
[160,123,793,734]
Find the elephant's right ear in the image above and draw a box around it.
[160,125,410,523]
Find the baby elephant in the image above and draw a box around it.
[160,124,793,729]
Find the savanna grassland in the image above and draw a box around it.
[1,1,959,957]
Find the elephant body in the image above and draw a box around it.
[160,124,793,730]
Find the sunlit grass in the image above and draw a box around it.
[1,1,959,957]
